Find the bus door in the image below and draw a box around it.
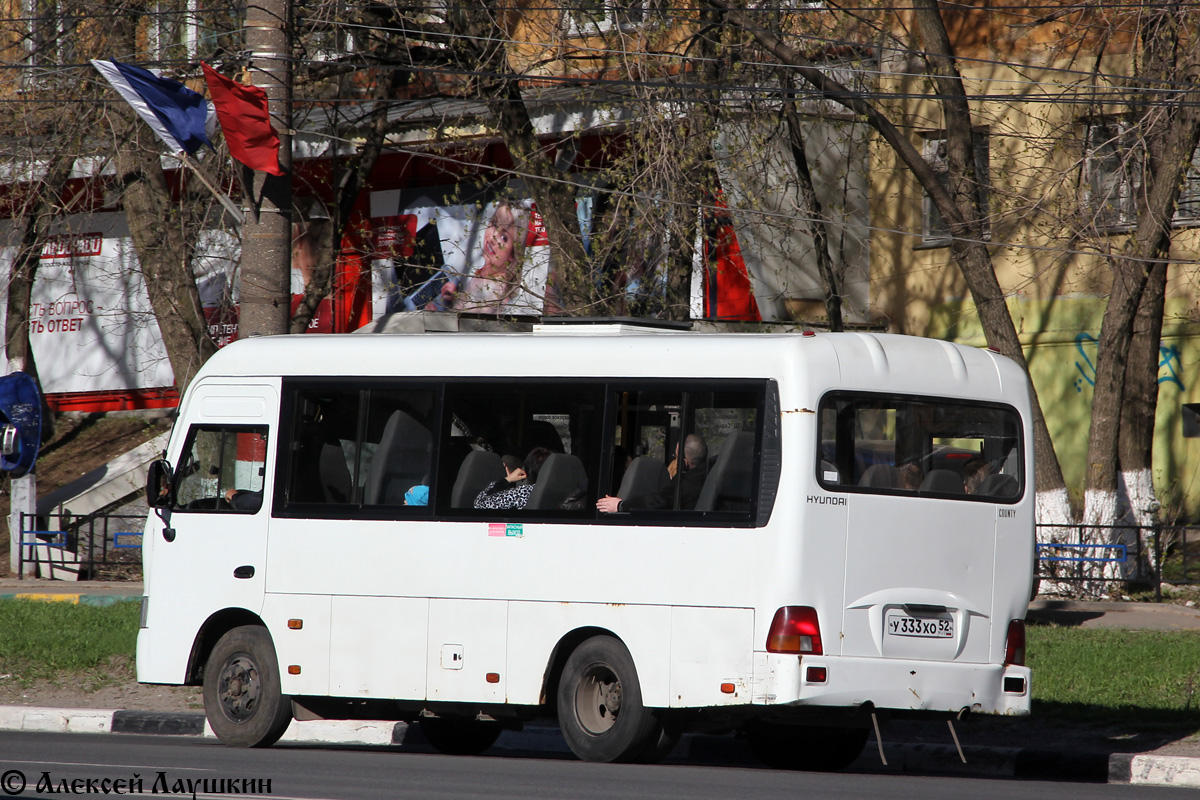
[153,384,278,633]
[821,395,1021,666]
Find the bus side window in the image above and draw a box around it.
[438,381,601,514]
[817,392,1024,502]
[692,394,758,513]
[361,391,436,507]
[607,387,759,516]
[285,390,358,506]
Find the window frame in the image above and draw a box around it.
[563,0,656,36]
[171,423,270,515]
[1082,117,1141,230]
[272,378,443,520]
[920,130,991,246]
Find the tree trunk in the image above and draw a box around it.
[5,156,72,378]
[114,135,218,392]
[782,84,843,331]
[1119,260,1166,571]
[240,0,293,339]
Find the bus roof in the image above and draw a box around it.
[191,330,1027,403]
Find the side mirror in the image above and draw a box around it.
[146,459,174,509]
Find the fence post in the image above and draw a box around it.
[9,473,34,577]
[1153,521,1162,603]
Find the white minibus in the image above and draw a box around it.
[139,326,1034,769]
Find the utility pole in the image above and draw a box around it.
[238,0,292,338]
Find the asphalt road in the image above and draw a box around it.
[0,731,1185,800]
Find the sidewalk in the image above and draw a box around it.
[0,577,142,606]
[1,585,1198,787]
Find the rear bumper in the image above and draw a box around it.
[756,652,1031,717]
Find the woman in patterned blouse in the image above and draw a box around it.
[474,447,553,509]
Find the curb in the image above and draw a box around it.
[2,706,1198,787]
[0,593,138,607]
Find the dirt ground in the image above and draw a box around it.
[0,675,202,713]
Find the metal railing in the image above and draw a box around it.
[18,511,144,580]
[1036,523,1200,599]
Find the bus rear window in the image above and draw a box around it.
[818,392,1023,502]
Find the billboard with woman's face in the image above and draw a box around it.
[370,187,549,318]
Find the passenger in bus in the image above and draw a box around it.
[596,434,707,513]
[963,457,992,494]
[899,462,923,491]
[474,447,552,510]
[404,485,429,506]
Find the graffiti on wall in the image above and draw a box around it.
[1073,333,1186,392]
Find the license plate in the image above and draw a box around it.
[886,610,954,639]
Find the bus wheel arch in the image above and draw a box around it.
[202,624,292,747]
[186,608,266,686]
[541,626,616,712]
[554,633,668,763]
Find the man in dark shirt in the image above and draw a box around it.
[596,434,708,513]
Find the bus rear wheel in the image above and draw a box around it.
[203,625,292,747]
[744,721,869,771]
[419,716,503,756]
[557,636,663,763]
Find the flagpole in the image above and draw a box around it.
[178,152,244,225]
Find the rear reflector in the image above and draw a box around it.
[766,606,823,655]
[1004,619,1026,666]
[805,666,828,683]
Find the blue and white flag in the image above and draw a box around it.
[91,59,214,155]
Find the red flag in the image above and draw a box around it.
[201,62,284,176]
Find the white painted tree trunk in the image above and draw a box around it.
[1036,487,1077,596]
[1082,488,1122,596]
[1122,467,1160,574]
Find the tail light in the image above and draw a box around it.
[766,606,823,655]
[1004,619,1026,665]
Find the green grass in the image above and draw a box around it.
[0,598,139,684]
[1029,625,1200,724]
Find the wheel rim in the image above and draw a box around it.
[574,663,622,735]
[216,652,262,724]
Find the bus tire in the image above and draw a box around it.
[744,721,869,771]
[203,625,292,748]
[557,635,660,763]
[419,716,503,756]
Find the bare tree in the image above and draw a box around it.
[710,0,1200,593]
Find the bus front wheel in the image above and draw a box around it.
[556,636,662,763]
[203,625,293,747]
